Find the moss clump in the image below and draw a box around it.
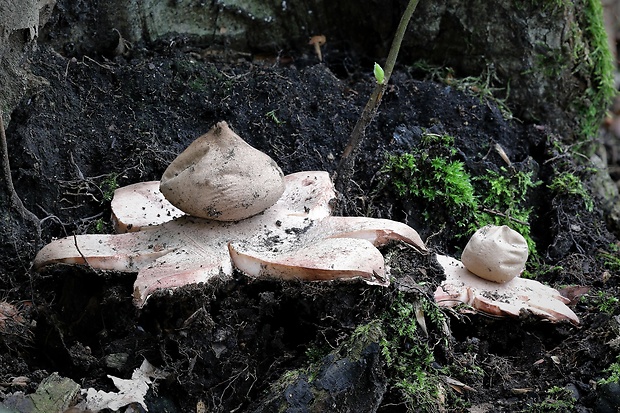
[572,0,616,140]
[386,152,477,228]
[259,320,387,412]
[599,243,620,273]
[548,172,594,212]
[589,290,620,315]
[382,133,478,233]
[381,132,541,254]
[525,385,577,412]
[101,173,119,202]
[600,355,620,385]
[474,167,541,254]
[379,292,451,412]
[528,0,614,142]
[502,0,614,144]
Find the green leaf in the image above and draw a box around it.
[374,62,385,84]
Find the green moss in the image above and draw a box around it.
[263,305,452,412]
[525,386,577,412]
[599,355,620,385]
[524,0,611,142]
[325,320,383,363]
[547,172,594,212]
[304,344,330,366]
[265,109,285,125]
[474,167,542,254]
[516,0,614,143]
[89,218,110,234]
[573,0,616,140]
[591,290,620,315]
[382,134,479,232]
[578,286,620,314]
[261,320,387,412]
[522,262,564,279]
[379,292,449,412]
[101,173,119,202]
[599,243,620,273]
[382,134,541,253]
[532,42,569,78]
[430,158,477,207]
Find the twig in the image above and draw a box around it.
[0,113,15,199]
[0,112,42,268]
[82,55,116,71]
[481,208,529,226]
[73,234,93,269]
[334,0,421,207]
[1,114,41,224]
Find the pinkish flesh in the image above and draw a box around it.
[34,171,426,306]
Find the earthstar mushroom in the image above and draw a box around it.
[33,124,427,306]
[434,225,579,324]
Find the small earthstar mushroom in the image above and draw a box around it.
[461,224,528,283]
[160,121,284,221]
[434,225,579,324]
[434,254,579,324]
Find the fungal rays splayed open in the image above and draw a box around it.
[33,122,426,307]
[33,122,579,324]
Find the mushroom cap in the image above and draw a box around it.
[461,225,528,283]
[308,35,326,46]
[160,121,284,221]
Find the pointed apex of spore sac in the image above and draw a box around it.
[160,121,285,221]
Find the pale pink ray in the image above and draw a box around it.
[229,238,388,286]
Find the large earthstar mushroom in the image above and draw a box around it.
[33,123,427,306]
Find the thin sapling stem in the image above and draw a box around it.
[334,0,420,209]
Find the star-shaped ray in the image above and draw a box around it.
[34,172,427,307]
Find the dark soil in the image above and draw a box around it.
[1,22,620,413]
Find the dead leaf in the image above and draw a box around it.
[77,359,165,412]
